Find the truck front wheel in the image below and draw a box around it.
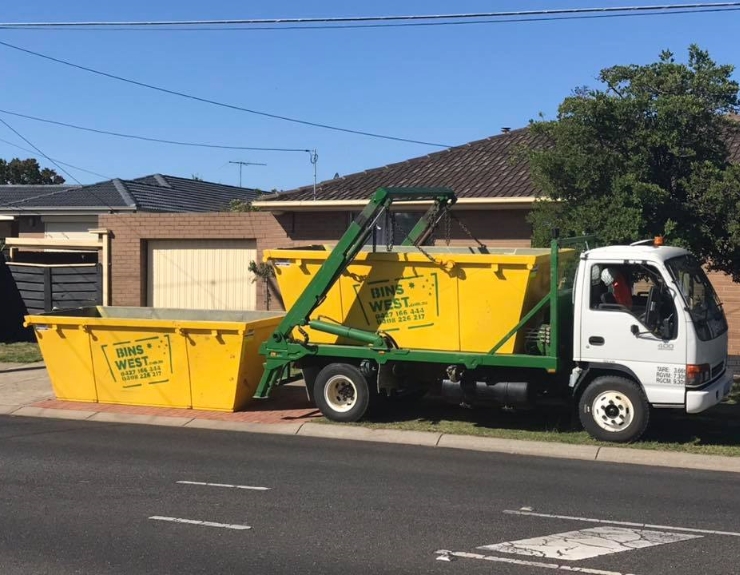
[578,376,649,443]
[314,363,371,423]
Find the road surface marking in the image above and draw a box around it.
[434,550,635,575]
[503,510,740,537]
[478,526,700,560]
[149,516,251,530]
[177,480,270,491]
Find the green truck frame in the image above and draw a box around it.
[255,187,585,400]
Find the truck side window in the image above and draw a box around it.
[590,264,633,310]
[590,263,677,339]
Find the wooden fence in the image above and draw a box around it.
[8,263,102,314]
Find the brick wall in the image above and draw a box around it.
[707,272,740,358]
[432,209,532,247]
[101,208,533,310]
[100,212,288,308]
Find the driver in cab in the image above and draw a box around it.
[601,267,633,308]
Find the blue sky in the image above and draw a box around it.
[1,1,739,190]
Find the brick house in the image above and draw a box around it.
[101,125,740,357]
[0,174,260,241]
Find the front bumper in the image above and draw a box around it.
[686,370,734,414]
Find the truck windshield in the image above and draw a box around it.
[665,255,727,341]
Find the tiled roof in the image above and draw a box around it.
[127,175,263,212]
[263,128,543,202]
[0,174,261,213]
[0,184,127,210]
[264,122,740,203]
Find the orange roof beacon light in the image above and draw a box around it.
[654,236,664,247]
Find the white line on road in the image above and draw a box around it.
[177,480,270,491]
[149,516,251,530]
[503,510,740,537]
[478,526,700,560]
[434,550,636,575]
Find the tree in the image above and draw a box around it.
[0,158,65,184]
[527,45,740,279]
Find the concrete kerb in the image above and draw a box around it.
[0,404,23,415]
[0,362,46,374]
[11,406,97,421]
[298,422,442,447]
[597,446,740,473]
[185,419,305,435]
[5,406,740,474]
[437,434,600,461]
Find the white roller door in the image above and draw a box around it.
[147,239,257,310]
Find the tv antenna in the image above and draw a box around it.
[228,160,267,187]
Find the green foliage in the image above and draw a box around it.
[227,198,257,212]
[247,260,275,283]
[527,45,740,279]
[228,190,267,212]
[0,158,64,184]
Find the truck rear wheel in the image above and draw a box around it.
[578,376,649,443]
[314,363,370,423]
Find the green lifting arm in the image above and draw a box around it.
[255,187,457,398]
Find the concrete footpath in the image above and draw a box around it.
[1,363,739,474]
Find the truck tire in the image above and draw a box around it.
[314,363,371,423]
[578,376,649,443]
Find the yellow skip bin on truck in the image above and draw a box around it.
[264,246,573,354]
[25,307,284,411]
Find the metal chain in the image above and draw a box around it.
[414,241,439,265]
[444,210,452,246]
[450,211,487,249]
[413,203,446,265]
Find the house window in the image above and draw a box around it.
[355,211,431,248]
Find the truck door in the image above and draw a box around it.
[578,261,686,406]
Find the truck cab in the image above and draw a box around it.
[572,241,732,441]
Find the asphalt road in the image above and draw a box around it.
[0,415,738,575]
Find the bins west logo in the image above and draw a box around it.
[101,335,173,389]
[354,273,439,331]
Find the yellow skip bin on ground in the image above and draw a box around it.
[25,307,284,411]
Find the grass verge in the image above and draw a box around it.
[0,343,42,364]
[316,382,740,457]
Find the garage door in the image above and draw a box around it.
[147,240,257,310]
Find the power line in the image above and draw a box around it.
[0,118,122,219]
[0,115,81,185]
[0,135,110,179]
[0,108,311,152]
[0,4,738,28]
[2,7,738,32]
[0,40,450,148]
[0,134,116,212]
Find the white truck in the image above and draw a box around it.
[570,240,732,441]
[256,188,733,443]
